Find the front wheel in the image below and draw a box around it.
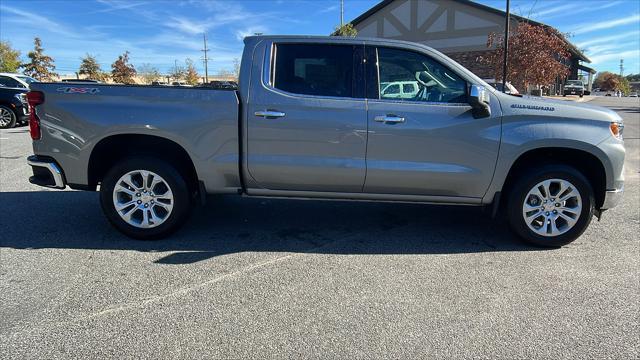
[100,157,193,239]
[507,164,595,247]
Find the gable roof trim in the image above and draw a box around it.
[348,0,590,63]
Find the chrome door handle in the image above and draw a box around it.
[255,110,286,118]
[374,115,405,123]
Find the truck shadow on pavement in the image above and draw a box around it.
[0,191,545,264]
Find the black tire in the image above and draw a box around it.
[0,105,17,129]
[100,157,193,239]
[507,164,595,247]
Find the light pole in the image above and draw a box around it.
[202,33,210,83]
[502,0,510,93]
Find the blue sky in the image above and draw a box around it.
[1,0,638,77]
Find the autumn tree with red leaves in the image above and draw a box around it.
[481,22,571,90]
[111,51,137,84]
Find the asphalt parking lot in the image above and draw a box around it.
[1,97,638,359]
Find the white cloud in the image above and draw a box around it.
[589,49,640,65]
[92,0,148,14]
[166,17,210,35]
[533,3,576,17]
[0,5,77,38]
[571,14,640,35]
[318,4,339,14]
[235,26,269,41]
[536,1,624,20]
[576,31,640,48]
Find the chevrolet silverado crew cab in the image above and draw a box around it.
[25,36,625,247]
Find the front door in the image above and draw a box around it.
[364,46,501,198]
[246,42,367,193]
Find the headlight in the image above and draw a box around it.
[610,121,624,140]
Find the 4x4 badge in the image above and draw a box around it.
[56,87,100,94]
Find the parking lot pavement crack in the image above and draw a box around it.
[4,236,347,337]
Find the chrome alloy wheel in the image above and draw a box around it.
[522,179,582,237]
[0,108,13,127]
[112,170,174,228]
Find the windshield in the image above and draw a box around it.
[16,76,37,84]
[566,80,583,86]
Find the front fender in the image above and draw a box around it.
[483,117,615,204]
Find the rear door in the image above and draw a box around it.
[363,46,501,198]
[246,41,367,192]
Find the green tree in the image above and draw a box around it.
[79,54,105,81]
[332,23,358,37]
[0,41,21,72]
[185,58,199,85]
[21,37,58,81]
[619,76,631,95]
[137,63,161,84]
[625,73,640,82]
[111,51,136,84]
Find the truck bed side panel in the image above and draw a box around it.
[30,83,240,193]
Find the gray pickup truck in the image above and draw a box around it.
[25,36,625,246]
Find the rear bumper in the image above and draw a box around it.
[27,155,66,189]
[601,186,624,210]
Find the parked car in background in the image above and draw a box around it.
[200,81,238,89]
[60,79,102,84]
[0,87,29,128]
[482,79,519,95]
[26,35,625,247]
[628,92,638,97]
[151,81,169,86]
[380,81,420,99]
[0,73,37,89]
[563,80,585,97]
[171,81,192,87]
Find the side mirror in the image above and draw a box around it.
[469,85,491,118]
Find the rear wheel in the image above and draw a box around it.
[0,106,16,129]
[100,157,192,239]
[507,164,595,247]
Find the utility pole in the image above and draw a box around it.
[201,33,210,83]
[340,0,344,27]
[174,59,178,81]
[619,59,624,77]
[501,0,510,93]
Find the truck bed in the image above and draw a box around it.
[30,82,242,193]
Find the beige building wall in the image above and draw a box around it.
[354,0,516,54]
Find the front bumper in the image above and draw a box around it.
[601,186,624,209]
[27,155,66,189]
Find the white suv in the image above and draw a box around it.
[0,73,37,89]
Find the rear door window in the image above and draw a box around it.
[273,43,355,98]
